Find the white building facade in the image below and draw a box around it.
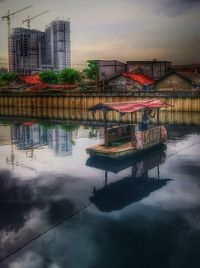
[45,19,71,71]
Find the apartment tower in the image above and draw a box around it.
[45,19,71,71]
[9,28,46,74]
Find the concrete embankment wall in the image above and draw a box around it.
[0,91,200,112]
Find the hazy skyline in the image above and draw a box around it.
[0,0,200,69]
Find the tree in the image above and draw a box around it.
[39,71,58,84]
[84,60,99,80]
[0,72,16,82]
[58,68,81,84]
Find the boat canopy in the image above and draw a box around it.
[88,99,172,113]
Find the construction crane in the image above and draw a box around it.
[2,5,33,71]
[2,5,33,36]
[23,10,49,29]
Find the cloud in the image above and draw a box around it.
[0,170,75,232]
[180,0,200,3]
[126,0,200,16]
[165,0,200,16]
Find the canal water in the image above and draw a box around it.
[0,110,200,268]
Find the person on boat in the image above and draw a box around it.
[140,109,155,143]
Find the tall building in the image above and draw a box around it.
[9,28,46,74]
[8,19,71,74]
[45,19,71,71]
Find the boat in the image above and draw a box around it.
[86,144,167,174]
[86,99,172,158]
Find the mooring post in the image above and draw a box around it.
[103,110,108,147]
[157,108,160,124]
[131,112,135,146]
[157,165,160,179]
[105,170,108,186]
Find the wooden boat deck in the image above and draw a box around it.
[89,142,135,154]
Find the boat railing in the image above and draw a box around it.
[145,126,161,145]
[107,125,165,148]
[133,126,162,149]
[107,125,132,144]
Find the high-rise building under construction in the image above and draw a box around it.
[9,28,46,74]
[45,19,71,71]
[9,19,71,74]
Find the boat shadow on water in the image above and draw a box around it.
[86,144,172,212]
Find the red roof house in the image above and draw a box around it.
[107,73,155,91]
[19,74,78,91]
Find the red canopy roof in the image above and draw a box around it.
[20,75,42,85]
[19,75,77,90]
[122,73,154,85]
[89,99,172,113]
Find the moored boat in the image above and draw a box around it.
[86,99,172,158]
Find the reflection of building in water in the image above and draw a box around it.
[47,126,73,155]
[99,127,105,139]
[0,125,11,145]
[11,123,76,156]
[12,123,47,150]
[76,126,92,139]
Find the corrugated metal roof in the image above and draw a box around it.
[122,73,154,85]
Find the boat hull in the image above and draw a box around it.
[86,140,165,159]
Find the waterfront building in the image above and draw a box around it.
[172,64,200,74]
[156,71,200,91]
[97,60,126,82]
[107,73,155,91]
[45,19,71,71]
[126,60,171,80]
[9,28,46,74]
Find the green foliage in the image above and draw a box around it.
[84,60,99,80]
[0,80,8,87]
[59,68,81,84]
[71,139,76,146]
[40,123,56,130]
[0,72,16,84]
[61,124,80,131]
[40,69,81,85]
[39,71,58,84]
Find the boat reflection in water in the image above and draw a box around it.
[87,145,172,212]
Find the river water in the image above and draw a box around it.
[0,110,200,268]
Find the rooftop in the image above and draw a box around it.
[127,60,171,64]
[122,73,154,85]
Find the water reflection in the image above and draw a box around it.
[1,106,200,126]
[0,170,74,233]
[87,146,172,212]
[0,117,200,268]
[12,122,79,156]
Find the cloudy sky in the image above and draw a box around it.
[0,0,200,69]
